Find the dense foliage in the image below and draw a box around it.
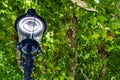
[0,0,120,80]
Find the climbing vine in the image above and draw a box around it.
[0,0,120,80]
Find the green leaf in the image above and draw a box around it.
[97,15,106,22]
[53,77,59,80]
[92,33,100,39]
[105,36,113,41]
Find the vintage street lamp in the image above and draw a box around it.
[14,9,47,80]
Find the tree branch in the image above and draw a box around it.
[81,69,89,80]
[71,0,97,12]
[67,15,78,80]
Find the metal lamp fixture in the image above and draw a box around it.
[14,9,47,80]
[15,9,46,53]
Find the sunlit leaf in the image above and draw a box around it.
[92,33,100,39]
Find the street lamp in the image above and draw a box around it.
[14,9,47,80]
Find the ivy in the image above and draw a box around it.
[0,0,120,80]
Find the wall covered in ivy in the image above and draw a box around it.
[0,0,120,80]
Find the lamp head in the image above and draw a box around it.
[15,9,47,53]
[14,9,47,43]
